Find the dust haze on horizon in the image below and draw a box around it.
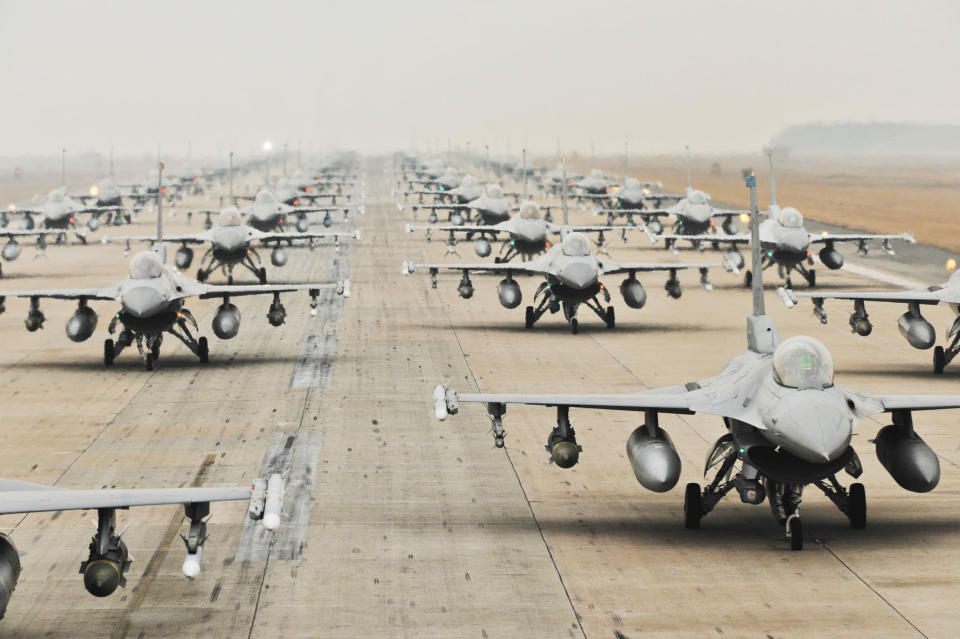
[1,0,958,160]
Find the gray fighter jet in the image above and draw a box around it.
[0,228,88,278]
[405,201,636,262]
[432,171,960,550]
[653,153,915,287]
[0,473,283,617]
[235,188,357,233]
[408,182,515,225]
[781,269,960,374]
[106,206,359,284]
[4,188,123,234]
[403,230,719,333]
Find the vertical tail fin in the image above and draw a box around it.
[685,145,692,190]
[561,155,569,226]
[156,161,165,263]
[521,148,527,202]
[767,148,777,207]
[745,168,779,353]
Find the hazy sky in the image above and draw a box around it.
[1,0,958,159]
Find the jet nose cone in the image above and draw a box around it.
[781,230,810,254]
[515,220,546,243]
[122,285,165,318]
[686,203,713,223]
[213,227,247,252]
[766,390,853,463]
[558,259,598,290]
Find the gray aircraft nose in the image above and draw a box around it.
[780,230,810,254]
[515,220,546,243]
[213,227,248,252]
[558,260,599,290]
[122,285,166,318]
[765,389,853,463]
[685,203,713,224]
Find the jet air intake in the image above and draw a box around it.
[0,534,21,619]
[874,424,940,492]
[2,240,21,261]
[473,237,491,258]
[271,246,288,267]
[626,425,681,492]
[175,246,194,269]
[66,304,98,342]
[212,303,241,339]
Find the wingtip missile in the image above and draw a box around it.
[776,286,797,308]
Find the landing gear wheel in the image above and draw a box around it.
[934,346,946,375]
[848,483,866,529]
[494,257,502,264]
[104,339,115,367]
[743,270,753,289]
[605,306,615,329]
[570,318,578,335]
[150,341,160,361]
[258,267,268,284]
[197,336,209,363]
[807,269,816,287]
[788,516,803,550]
[684,483,702,529]
[524,306,535,329]
[196,268,207,282]
[145,354,155,371]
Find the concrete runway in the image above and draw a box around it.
[0,162,957,638]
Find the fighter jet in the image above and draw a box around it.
[781,269,960,374]
[106,206,359,284]
[400,167,462,201]
[408,182,515,225]
[269,177,358,207]
[652,153,915,288]
[0,472,283,617]
[403,230,719,333]
[0,228,88,277]
[432,171,960,550]
[4,188,123,235]
[405,201,636,262]
[234,188,354,233]
[74,178,159,226]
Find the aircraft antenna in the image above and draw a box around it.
[156,162,165,263]
[685,145,692,190]
[767,148,777,207]
[561,155,569,226]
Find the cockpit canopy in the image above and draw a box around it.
[129,250,163,280]
[560,232,590,257]
[778,207,804,228]
[624,178,640,189]
[486,184,503,199]
[687,190,708,205]
[254,189,277,205]
[772,336,834,389]
[518,201,541,220]
[218,207,243,227]
[48,189,65,204]
[460,175,476,187]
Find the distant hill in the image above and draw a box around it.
[770,122,960,158]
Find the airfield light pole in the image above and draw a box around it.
[297,139,302,170]
[623,140,628,185]
[561,154,569,226]
[485,144,490,182]
[110,146,115,181]
[60,148,66,188]
[685,145,692,190]
[156,162,165,263]
[228,151,234,204]
[746,169,763,317]
[767,148,776,206]
[283,143,288,178]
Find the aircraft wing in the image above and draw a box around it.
[410,204,469,211]
[0,480,251,515]
[102,233,211,244]
[0,285,120,301]
[192,281,349,300]
[72,205,126,215]
[405,223,507,235]
[598,208,671,218]
[788,288,945,306]
[598,259,721,276]
[2,229,87,240]
[710,208,749,217]
[866,394,960,413]
[808,232,915,245]
[255,230,360,243]
[654,233,749,245]
[454,391,692,413]
[402,261,547,277]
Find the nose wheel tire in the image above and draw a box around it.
[684,483,702,529]
[605,306,615,329]
[788,516,803,550]
[103,339,115,367]
[145,354,154,371]
[934,346,946,375]
[258,267,268,284]
[524,306,535,329]
[196,268,207,282]
[197,336,209,363]
[847,483,866,529]
[806,269,816,287]
[150,342,160,361]
[743,270,753,289]
[570,318,578,335]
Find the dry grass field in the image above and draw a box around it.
[564,152,960,254]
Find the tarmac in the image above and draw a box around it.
[0,161,957,638]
